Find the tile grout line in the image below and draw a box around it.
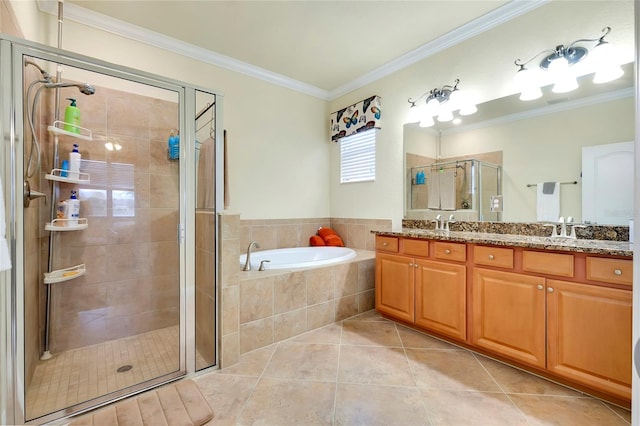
[397,323,436,426]
[331,319,345,426]
[471,352,530,423]
[596,400,632,425]
[234,340,280,422]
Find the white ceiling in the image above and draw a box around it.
[55,0,542,98]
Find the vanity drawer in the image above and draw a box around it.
[376,236,398,253]
[586,257,633,286]
[402,238,429,257]
[434,242,466,262]
[522,251,574,277]
[473,246,514,269]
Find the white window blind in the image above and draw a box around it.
[340,130,376,183]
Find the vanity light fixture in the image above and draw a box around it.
[514,26,623,101]
[406,79,477,128]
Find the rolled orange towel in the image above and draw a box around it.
[324,234,344,247]
[318,227,337,239]
[309,235,326,246]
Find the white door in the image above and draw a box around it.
[582,141,634,225]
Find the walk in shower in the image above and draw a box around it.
[0,35,222,424]
[406,158,502,222]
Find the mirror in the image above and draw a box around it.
[404,63,634,225]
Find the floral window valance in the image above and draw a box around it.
[330,95,381,142]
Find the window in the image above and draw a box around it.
[340,130,376,183]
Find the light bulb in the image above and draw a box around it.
[419,115,434,128]
[548,56,569,74]
[514,66,532,89]
[437,109,453,122]
[593,64,624,84]
[519,86,542,101]
[426,97,440,109]
[552,75,578,93]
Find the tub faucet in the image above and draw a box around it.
[243,241,260,271]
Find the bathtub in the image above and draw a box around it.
[239,246,356,270]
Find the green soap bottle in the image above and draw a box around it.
[63,98,81,134]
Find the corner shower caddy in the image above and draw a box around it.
[41,120,92,359]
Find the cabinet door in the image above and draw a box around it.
[375,253,414,322]
[547,280,632,400]
[415,259,466,341]
[473,268,546,368]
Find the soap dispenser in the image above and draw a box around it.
[64,98,81,134]
[69,144,81,180]
[67,191,80,226]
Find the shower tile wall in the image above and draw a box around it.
[39,86,180,353]
[239,217,391,252]
[219,212,240,368]
[195,210,216,368]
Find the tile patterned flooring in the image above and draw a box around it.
[26,326,180,420]
[193,310,631,426]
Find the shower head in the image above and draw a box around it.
[44,81,96,95]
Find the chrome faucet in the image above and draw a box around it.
[243,241,260,271]
[445,214,455,232]
[432,214,444,230]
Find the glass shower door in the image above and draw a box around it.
[18,48,185,422]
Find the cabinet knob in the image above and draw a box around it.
[614,269,622,276]
[409,263,414,267]
[547,287,554,293]
[537,284,543,290]
[488,254,495,260]
[414,264,419,268]
[383,242,388,246]
[445,249,451,254]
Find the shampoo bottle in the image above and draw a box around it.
[69,144,81,180]
[67,191,80,226]
[63,98,81,134]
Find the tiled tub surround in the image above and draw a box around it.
[240,217,392,251]
[220,216,389,366]
[238,251,375,354]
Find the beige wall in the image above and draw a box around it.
[9,2,330,221]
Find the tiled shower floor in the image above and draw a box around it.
[26,326,180,420]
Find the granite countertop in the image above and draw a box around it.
[374,229,633,257]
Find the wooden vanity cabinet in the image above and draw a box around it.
[472,268,546,368]
[375,237,466,340]
[375,252,415,322]
[546,279,632,400]
[415,258,466,340]
[375,235,633,403]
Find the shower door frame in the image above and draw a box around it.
[0,35,222,425]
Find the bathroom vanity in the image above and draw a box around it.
[373,226,632,406]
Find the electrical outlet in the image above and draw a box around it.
[490,195,503,212]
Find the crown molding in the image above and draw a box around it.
[327,0,550,100]
[36,0,331,99]
[37,0,547,101]
[442,86,634,136]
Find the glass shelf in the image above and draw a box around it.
[44,264,86,284]
[45,168,90,184]
[47,120,93,141]
[45,218,88,231]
